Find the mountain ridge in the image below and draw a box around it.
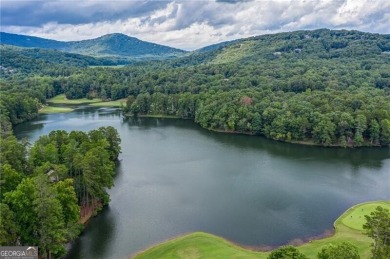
[0,32,186,58]
[168,28,390,67]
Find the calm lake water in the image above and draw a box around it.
[14,107,390,259]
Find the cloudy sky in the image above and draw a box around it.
[1,0,390,50]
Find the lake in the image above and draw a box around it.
[14,106,390,259]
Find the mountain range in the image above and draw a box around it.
[2,29,390,71]
[0,32,186,58]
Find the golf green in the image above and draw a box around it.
[134,200,390,259]
[341,201,390,231]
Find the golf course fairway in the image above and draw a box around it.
[133,200,390,259]
[46,94,126,109]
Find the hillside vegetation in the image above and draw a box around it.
[1,29,390,147]
[0,45,130,75]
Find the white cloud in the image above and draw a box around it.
[1,0,390,50]
[331,0,387,26]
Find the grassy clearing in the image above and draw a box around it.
[89,98,127,107]
[134,232,266,259]
[47,94,126,109]
[210,41,255,65]
[39,106,74,114]
[340,202,388,231]
[48,94,103,104]
[133,201,390,259]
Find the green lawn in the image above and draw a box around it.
[46,94,126,109]
[47,94,103,104]
[39,106,74,114]
[134,232,265,259]
[89,99,127,107]
[134,201,390,259]
[341,202,387,231]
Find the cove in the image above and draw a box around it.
[14,106,390,259]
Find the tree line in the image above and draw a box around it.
[0,126,121,258]
[124,89,390,147]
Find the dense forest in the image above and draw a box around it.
[1,29,390,147]
[0,45,131,72]
[0,127,121,257]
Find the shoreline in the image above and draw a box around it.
[40,98,387,148]
[204,127,384,148]
[132,114,182,119]
[79,202,103,225]
[124,113,386,148]
[132,200,390,259]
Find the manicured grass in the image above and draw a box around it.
[134,232,267,259]
[299,201,390,258]
[39,106,74,113]
[48,94,103,104]
[341,202,389,231]
[89,98,127,107]
[133,201,390,259]
[47,94,126,109]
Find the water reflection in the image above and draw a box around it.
[13,107,390,259]
[65,207,115,259]
[124,117,390,169]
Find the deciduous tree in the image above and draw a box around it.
[363,206,390,258]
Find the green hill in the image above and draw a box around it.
[0,45,128,75]
[210,29,390,64]
[65,33,186,57]
[172,29,390,66]
[0,32,67,49]
[0,32,187,58]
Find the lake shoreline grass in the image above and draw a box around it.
[44,94,126,112]
[89,98,127,107]
[47,94,103,105]
[132,200,390,259]
[39,105,74,114]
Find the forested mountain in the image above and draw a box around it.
[1,29,390,147]
[0,32,67,49]
[0,45,130,75]
[0,32,186,58]
[171,28,390,66]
